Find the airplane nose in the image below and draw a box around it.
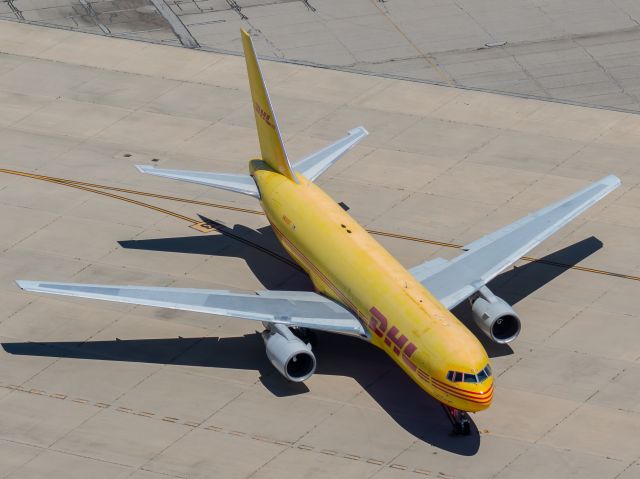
[470,383,494,410]
[431,377,494,411]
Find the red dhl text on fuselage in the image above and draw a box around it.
[250,161,494,412]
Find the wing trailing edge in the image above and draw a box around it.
[16,281,367,337]
[411,175,621,309]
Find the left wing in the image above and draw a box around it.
[16,281,367,337]
[411,175,621,309]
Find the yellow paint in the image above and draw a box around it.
[241,30,492,412]
[190,222,215,233]
[240,29,297,183]
[252,164,492,411]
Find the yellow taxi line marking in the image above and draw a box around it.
[0,168,297,268]
[0,168,199,224]
[414,469,432,476]
[1,168,637,282]
[0,382,453,478]
[390,464,408,470]
[320,449,337,456]
[0,168,263,215]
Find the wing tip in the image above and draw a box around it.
[16,280,36,291]
[136,165,154,174]
[349,126,369,137]
[602,174,621,188]
[594,174,621,198]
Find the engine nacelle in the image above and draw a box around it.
[471,291,521,344]
[262,323,316,382]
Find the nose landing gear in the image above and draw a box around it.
[442,404,471,436]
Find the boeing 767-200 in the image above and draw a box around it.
[17,29,620,435]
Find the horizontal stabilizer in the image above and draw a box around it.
[16,281,366,337]
[136,165,259,198]
[411,175,621,309]
[294,127,368,182]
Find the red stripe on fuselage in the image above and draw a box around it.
[270,222,363,320]
[431,382,493,404]
[431,377,494,397]
[415,369,492,402]
[269,218,492,406]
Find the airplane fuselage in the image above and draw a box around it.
[251,160,494,412]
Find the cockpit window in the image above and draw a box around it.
[447,364,492,384]
[463,373,478,383]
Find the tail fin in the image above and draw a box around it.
[241,29,298,183]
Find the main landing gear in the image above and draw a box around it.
[442,404,471,436]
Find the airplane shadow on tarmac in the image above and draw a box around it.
[2,222,603,455]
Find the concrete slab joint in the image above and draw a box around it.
[148,0,199,48]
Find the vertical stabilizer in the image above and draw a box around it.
[241,29,298,182]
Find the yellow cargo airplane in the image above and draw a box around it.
[17,29,620,435]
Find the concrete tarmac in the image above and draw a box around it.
[0,21,639,479]
[4,1,640,112]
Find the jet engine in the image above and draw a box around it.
[261,323,316,382]
[471,287,521,344]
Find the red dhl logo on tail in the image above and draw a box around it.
[254,102,274,129]
[369,307,418,371]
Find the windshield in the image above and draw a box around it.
[447,364,492,384]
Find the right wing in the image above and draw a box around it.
[294,127,368,182]
[411,175,621,309]
[16,281,366,337]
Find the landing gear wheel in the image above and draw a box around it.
[461,417,471,436]
[442,405,471,436]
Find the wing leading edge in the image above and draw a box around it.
[411,175,621,309]
[294,127,368,181]
[136,166,260,198]
[134,126,367,197]
[16,281,367,337]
